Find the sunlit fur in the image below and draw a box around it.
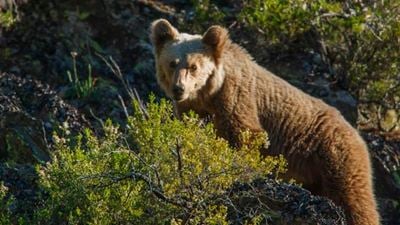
[152,26,224,103]
[150,19,380,225]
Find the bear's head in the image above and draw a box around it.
[150,19,228,102]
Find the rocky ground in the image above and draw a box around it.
[229,179,346,224]
[0,0,399,224]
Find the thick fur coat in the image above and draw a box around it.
[150,19,380,225]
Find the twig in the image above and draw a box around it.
[84,171,188,208]
[118,94,129,119]
[176,138,183,180]
[41,121,50,150]
[365,24,383,41]
[96,53,149,118]
[89,108,105,128]
[133,87,149,118]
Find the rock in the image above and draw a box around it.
[380,109,398,132]
[0,72,88,163]
[363,132,400,193]
[0,111,50,163]
[0,72,91,221]
[227,179,346,225]
[312,53,322,65]
[0,0,28,10]
[0,163,39,218]
[357,103,380,131]
[358,104,400,133]
[305,78,358,124]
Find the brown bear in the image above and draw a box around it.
[150,19,380,225]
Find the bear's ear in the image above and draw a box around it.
[202,25,229,63]
[150,19,179,53]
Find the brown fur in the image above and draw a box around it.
[150,19,380,225]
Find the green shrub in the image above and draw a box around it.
[189,0,226,31]
[66,52,96,99]
[32,96,286,224]
[0,9,17,29]
[242,0,326,44]
[241,0,400,105]
[0,182,13,224]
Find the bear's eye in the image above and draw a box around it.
[169,60,178,69]
[190,64,197,72]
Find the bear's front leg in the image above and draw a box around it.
[317,141,380,225]
[213,112,265,149]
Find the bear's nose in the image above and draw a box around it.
[173,85,185,95]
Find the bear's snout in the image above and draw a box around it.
[173,84,185,99]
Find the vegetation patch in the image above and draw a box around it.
[0,9,17,29]
[192,0,400,106]
[11,97,286,224]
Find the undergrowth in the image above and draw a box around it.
[66,52,96,99]
[192,0,400,106]
[2,96,286,224]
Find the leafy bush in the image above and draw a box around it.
[241,0,400,105]
[241,0,325,44]
[30,97,286,224]
[189,0,226,32]
[0,182,13,224]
